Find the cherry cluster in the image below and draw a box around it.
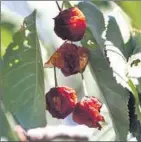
[44,5,104,130]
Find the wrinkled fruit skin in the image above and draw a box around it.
[45,43,89,76]
[54,7,86,41]
[45,86,77,119]
[60,43,88,76]
[72,96,104,130]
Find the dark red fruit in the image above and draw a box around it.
[72,96,104,130]
[44,42,89,76]
[45,86,77,119]
[54,7,86,41]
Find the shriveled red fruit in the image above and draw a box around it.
[45,86,77,119]
[72,96,104,130]
[54,7,86,41]
[44,42,89,76]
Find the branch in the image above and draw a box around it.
[81,73,88,96]
[15,125,90,141]
[54,67,58,87]
[55,1,62,12]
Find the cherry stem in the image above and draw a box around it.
[61,1,64,10]
[54,67,58,87]
[81,73,88,96]
[55,1,62,12]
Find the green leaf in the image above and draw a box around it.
[104,40,130,90]
[88,47,129,141]
[117,1,141,29]
[1,10,23,57]
[128,93,141,141]
[124,35,135,58]
[2,10,46,130]
[79,2,130,140]
[127,53,141,79]
[92,0,110,9]
[1,28,12,57]
[105,17,141,123]
[104,16,131,90]
[81,28,97,48]
[63,1,73,9]
[128,80,141,122]
[78,1,105,48]
[133,33,141,54]
[0,103,19,141]
[106,16,127,58]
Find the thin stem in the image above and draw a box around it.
[54,67,58,87]
[81,73,88,96]
[61,1,64,10]
[55,1,62,12]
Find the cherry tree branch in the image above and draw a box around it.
[15,125,90,141]
[55,1,62,12]
[54,67,58,87]
[81,73,88,96]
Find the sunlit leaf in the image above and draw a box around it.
[104,40,130,89]
[105,15,129,89]
[106,16,127,58]
[79,1,130,140]
[0,103,19,141]
[105,33,141,124]
[63,1,73,9]
[1,10,23,57]
[105,13,141,137]
[105,16,141,124]
[117,1,141,29]
[2,10,46,129]
[92,0,110,9]
[88,46,130,141]
[127,53,141,79]
[78,1,105,48]
[1,28,12,57]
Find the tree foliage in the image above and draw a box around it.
[1,1,141,141]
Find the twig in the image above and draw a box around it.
[55,1,62,12]
[81,73,88,96]
[61,1,64,10]
[54,67,58,87]
[15,125,89,141]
